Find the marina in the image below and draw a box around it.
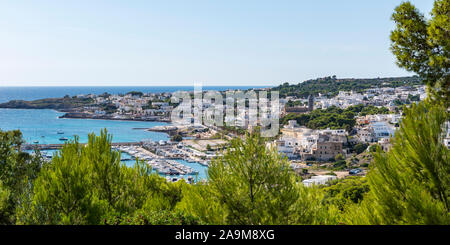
[115,143,208,180]
[2,108,209,181]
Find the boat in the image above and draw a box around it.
[59,137,68,141]
[33,140,39,144]
[57,130,64,134]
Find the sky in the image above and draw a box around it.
[0,0,435,87]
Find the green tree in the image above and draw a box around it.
[334,154,345,162]
[390,0,449,102]
[322,177,369,211]
[0,181,11,222]
[16,129,186,225]
[0,130,42,224]
[206,133,299,224]
[21,136,104,224]
[205,132,336,224]
[171,134,183,142]
[346,100,449,224]
[354,143,368,154]
[175,184,227,225]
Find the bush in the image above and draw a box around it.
[171,134,183,142]
[354,143,368,154]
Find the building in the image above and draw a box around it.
[308,94,314,112]
[278,122,346,161]
[357,127,376,143]
[302,175,337,187]
[306,135,344,161]
[282,95,314,116]
[371,121,395,139]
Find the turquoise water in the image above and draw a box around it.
[0,109,169,144]
[122,155,208,181]
[5,108,209,180]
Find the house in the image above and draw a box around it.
[302,175,337,187]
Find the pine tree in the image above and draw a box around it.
[390,0,449,103]
[346,100,449,224]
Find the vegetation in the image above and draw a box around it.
[0,130,42,224]
[0,97,94,110]
[345,99,449,224]
[0,97,449,225]
[272,76,422,98]
[177,133,339,225]
[390,0,449,103]
[282,104,392,131]
[126,91,144,97]
[321,177,369,211]
[0,0,447,226]
[353,143,369,154]
[170,134,183,142]
[12,130,195,225]
[358,105,390,116]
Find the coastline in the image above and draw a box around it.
[59,112,171,123]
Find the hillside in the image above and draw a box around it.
[0,96,94,110]
[272,76,423,98]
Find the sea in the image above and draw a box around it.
[0,86,267,103]
[0,86,267,180]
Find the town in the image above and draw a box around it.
[4,76,445,187]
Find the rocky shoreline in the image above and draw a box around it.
[59,112,171,123]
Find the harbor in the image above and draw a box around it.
[114,140,212,182]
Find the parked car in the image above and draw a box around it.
[349,168,362,175]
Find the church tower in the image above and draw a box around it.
[308,94,314,112]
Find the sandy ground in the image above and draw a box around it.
[183,139,227,151]
[309,170,349,179]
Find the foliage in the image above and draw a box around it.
[0,130,42,224]
[0,97,94,110]
[322,177,369,211]
[272,76,422,98]
[103,209,202,225]
[175,184,227,225]
[282,104,392,131]
[354,143,369,154]
[126,91,144,97]
[334,154,345,162]
[206,132,300,224]
[171,134,183,142]
[282,106,357,131]
[0,181,11,222]
[390,0,449,102]
[15,129,186,225]
[347,100,449,224]
[359,105,390,116]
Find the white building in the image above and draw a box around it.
[302,175,337,187]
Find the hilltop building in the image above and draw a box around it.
[282,94,314,116]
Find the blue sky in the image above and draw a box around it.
[0,0,434,86]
